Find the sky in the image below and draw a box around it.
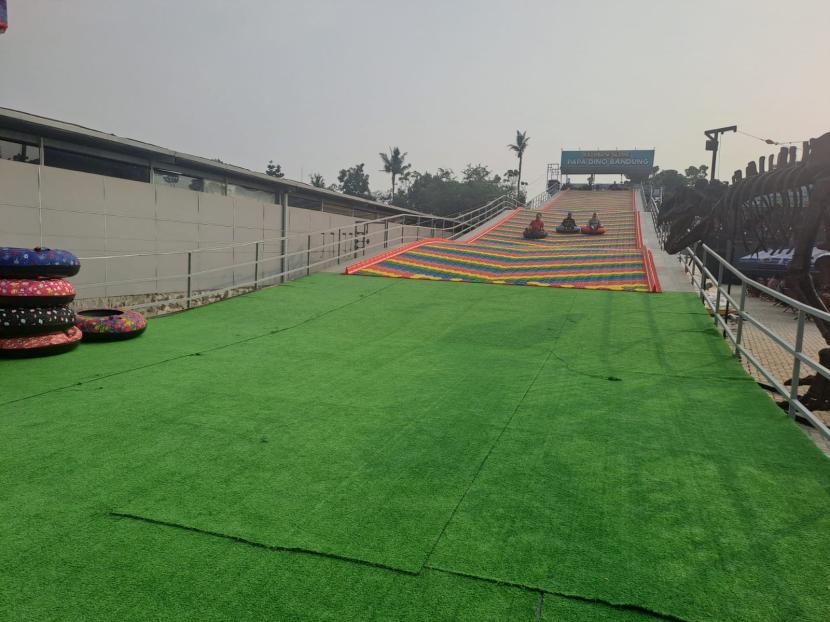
[1,0,828,197]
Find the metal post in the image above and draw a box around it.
[384,221,389,249]
[401,219,404,245]
[337,229,342,264]
[416,216,420,241]
[280,191,289,283]
[714,259,724,327]
[789,310,806,418]
[306,234,311,276]
[254,242,260,290]
[186,252,192,309]
[734,281,747,357]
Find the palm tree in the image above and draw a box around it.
[507,130,530,200]
[379,147,411,204]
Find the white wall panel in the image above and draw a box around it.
[0,159,39,207]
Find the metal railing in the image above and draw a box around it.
[683,242,830,440]
[526,187,558,210]
[643,189,667,249]
[74,195,520,314]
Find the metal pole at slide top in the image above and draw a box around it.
[306,234,311,276]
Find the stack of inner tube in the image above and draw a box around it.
[0,247,82,358]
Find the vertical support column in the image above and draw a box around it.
[38,137,45,248]
[384,221,389,249]
[734,281,747,357]
[254,242,260,290]
[307,234,311,276]
[186,252,193,309]
[280,190,289,283]
[789,310,806,418]
[337,229,342,264]
[714,259,724,328]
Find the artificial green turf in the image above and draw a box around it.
[1,273,829,621]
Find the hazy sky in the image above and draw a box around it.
[1,0,827,196]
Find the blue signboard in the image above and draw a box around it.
[0,0,7,33]
[561,149,655,176]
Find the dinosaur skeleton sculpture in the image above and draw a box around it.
[661,132,830,409]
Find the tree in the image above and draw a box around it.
[436,168,455,182]
[265,161,284,178]
[507,130,530,200]
[379,147,411,204]
[684,165,709,182]
[337,163,373,199]
[462,163,493,183]
[651,169,687,196]
[309,173,326,188]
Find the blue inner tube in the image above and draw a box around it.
[0,247,80,278]
[0,306,76,337]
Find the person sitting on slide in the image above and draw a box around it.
[555,212,579,233]
[523,213,547,239]
[581,212,606,234]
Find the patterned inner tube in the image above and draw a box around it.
[0,326,82,358]
[0,306,76,336]
[0,278,76,307]
[76,308,147,342]
[0,247,81,278]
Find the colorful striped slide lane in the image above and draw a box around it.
[346,190,659,293]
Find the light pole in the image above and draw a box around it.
[704,125,737,181]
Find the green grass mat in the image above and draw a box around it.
[427,290,830,621]
[2,273,829,620]
[0,275,395,405]
[3,511,540,621]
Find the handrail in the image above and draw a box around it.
[70,195,520,308]
[683,242,830,440]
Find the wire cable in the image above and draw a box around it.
[737,130,804,146]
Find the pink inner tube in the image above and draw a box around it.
[76,309,147,341]
[0,278,76,307]
[0,326,82,357]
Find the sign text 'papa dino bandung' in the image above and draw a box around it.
[561,149,655,176]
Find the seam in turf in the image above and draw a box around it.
[110,511,689,621]
[424,565,690,622]
[418,295,580,570]
[0,280,398,407]
[533,591,545,621]
[109,511,419,576]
